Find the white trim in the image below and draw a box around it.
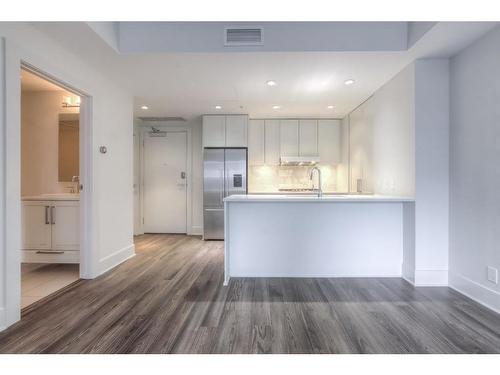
[98,244,135,275]
[0,308,4,331]
[449,271,500,314]
[190,225,203,236]
[139,125,193,235]
[78,95,94,279]
[414,269,448,286]
[402,276,415,285]
[3,40,22,328]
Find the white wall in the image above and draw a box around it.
[135,118,203,236]
[21,91,79,196]
[0,23,134,330]
[347,60,449,286]
[348,63,415,197]
[449,26,500,312]
[414,59,450,286]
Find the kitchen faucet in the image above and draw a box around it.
[309,167,322,197]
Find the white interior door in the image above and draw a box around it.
[143,131,187,233]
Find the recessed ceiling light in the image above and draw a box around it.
[141,105,149,110]
[266,80,277,86]
[272,105,280,109]
[344,79,355,85]
[214,105,222,110]
[327,105,334,109]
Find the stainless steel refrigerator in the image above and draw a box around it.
[203,148,247,240]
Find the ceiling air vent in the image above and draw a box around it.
[224,27,263,46]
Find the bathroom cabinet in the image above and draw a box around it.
[21,199,79,263]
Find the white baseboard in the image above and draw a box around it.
[414,269,448,286]
[402,276,415,285]
[449,271,500,314]
[189,225,203,236]
[98,244,135,275]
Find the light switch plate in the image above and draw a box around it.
[487,266,498,284]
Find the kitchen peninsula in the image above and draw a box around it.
[223,194,415,285]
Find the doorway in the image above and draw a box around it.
[143,130,188,233]
[19,67,82,308]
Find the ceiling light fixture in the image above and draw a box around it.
[141,105,149,110]
[272,105,280,110]
[214,105,222,110]
[344,79,355,85]
[266,80,277,86]
[327,105,334,109]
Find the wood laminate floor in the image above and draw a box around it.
[1,234,500,354]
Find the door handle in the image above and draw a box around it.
[36,250,64,254]
[51,206,55,224]
[45,206,50,224]
[181,171,186,179]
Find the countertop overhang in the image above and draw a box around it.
[224,194,415,203]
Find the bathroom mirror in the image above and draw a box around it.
[58,113,79,182]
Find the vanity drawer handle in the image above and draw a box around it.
[36,251,65,254]
[45,206,50,224]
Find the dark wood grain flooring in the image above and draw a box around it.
[1,234,500,353]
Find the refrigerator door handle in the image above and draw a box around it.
[220,169,224,204]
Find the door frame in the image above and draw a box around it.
[139,125,193,235]
[20,62,93,280]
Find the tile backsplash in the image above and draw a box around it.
[249,164,348,193]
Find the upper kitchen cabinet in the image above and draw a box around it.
[265,120,280,165]
[279,120,299,157]
[225,115,248,147]
[202,115,226,147]
[318,119,341,164]
[299,120,318,156]
[248,119,265,165]
[202,115,248,148]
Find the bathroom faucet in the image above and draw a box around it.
[309,167,322,198]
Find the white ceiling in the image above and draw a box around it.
[31,22,499,121]
[127,51,409,119]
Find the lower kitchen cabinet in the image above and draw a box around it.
[21,200,79,263]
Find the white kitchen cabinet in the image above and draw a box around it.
[299,119,318,156]
[264,120,280,165]
[225,115,248,147]
[22,201,52,250]
[202,115,248,147]
[202,115,226,147]
[22,199,79,263]
[318,119,341,164]
[279,120,299,157]
[248,119,265,165]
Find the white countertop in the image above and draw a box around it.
[224,194,414,203]
[22,193,80,201]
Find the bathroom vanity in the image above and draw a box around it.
[21,194,80,263]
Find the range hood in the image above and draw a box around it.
[280,156,320,166]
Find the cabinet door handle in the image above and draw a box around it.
[36,250,64,254]
[51,206,55,224]
[45,206,50,224]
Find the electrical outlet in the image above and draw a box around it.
[487,266,498,284]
